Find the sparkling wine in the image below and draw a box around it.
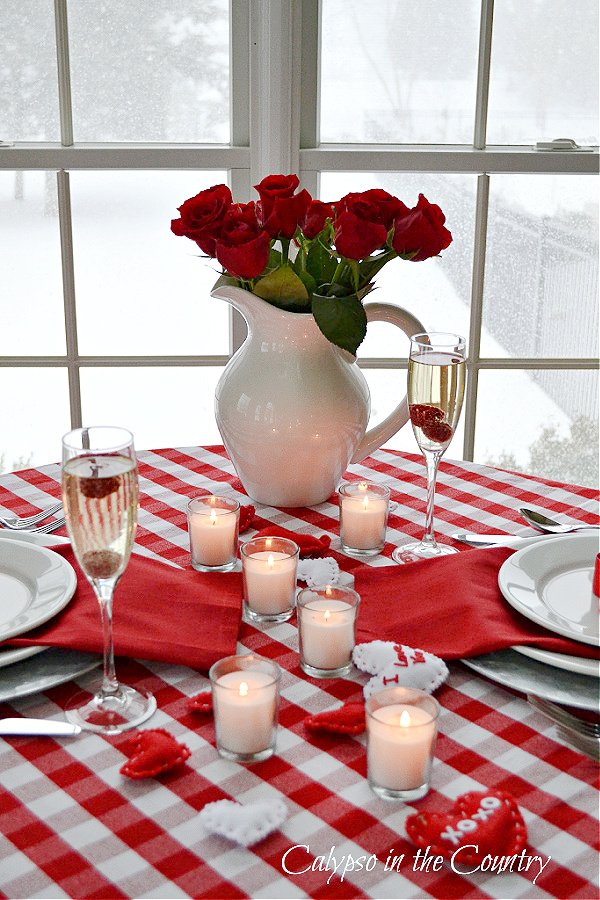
[408,351,466,452]
[63,454,138,581]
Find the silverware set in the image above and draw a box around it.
[0,501,65,534]
[453,507,599,547]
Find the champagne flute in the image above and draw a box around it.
[392,333,466,563]
[62,426,156,733]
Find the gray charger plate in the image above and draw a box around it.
[0,648,100,702]
[462,649,599,711]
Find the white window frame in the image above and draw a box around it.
[0,0,598,462]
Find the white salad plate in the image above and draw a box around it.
[513,644,599,678]
[0,539,76,642]
[498,533,599,646]
[0,645,47,669]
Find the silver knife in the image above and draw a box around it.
[0,718,82,736]
[452,532,552,548]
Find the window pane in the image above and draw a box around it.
[0,1,59,141]
[488,0,599,145]
[68,0,230,142]
[80,366,223,451]
[320,173,475,356]
[476,370,599,488]
[71,171,230,356]
[320,0,479,143]
[363,368,465,457]
[482,175,599,359]
[0,369,70,471]
[0,172,65,355]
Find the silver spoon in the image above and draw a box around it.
[519,507,600,535]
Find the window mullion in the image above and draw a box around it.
[473,0,495,150]
[56,170,82,429]
[54,0,74,146]
[249,0,301,182]
[463,173,489,461]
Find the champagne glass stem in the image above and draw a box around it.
[421,448,443,547]
[95,582,119,695]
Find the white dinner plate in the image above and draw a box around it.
[0,539,76,642]
[0,530,69,548]
[513,644,600,678]
[498,533,600,646]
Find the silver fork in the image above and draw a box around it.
[528,695,600,738]
[0,501,63,530]
[22,516,67,535]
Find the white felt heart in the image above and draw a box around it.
[297,556,340,587]
[352,639,403,675]
[199,799,287,847]
[354,641,448,697]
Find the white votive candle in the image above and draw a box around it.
[339,482,390,553]
[366,689,439,800]
[241,537,299,622]
[188,496,239,571]
[209,655,281,762]
[297,585,360,676]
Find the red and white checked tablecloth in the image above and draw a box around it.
[0,446,598,900]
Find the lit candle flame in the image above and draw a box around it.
[362,495,370,510]
[210,509,217,526]
[399,710,411,727]
[324,609,331,622]
[267,553,275,568]
[239,681,249,697]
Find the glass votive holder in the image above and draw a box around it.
[209,654,281,763]
[187,496,240,572]
[241,536,299,624]
[366,687,440,802]
[297,584,360,678]
[339,481,391,556]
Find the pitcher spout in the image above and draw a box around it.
[211,281,273,329]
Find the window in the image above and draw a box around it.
[1,0,598,487]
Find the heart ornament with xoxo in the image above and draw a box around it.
[406,790,527,864]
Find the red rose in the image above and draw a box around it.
[300,200,334,239]
[215,202,271,280]
[170,183,232,256]
[257,189,312,240]
[337,189,407,229]
[254,174,300,217]
[333,210,388,260]
[392,194,452,262]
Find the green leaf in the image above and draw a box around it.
[306,239,338,286]
[266,247,283,270]
[254,264,310,310]
[312,292,367,356]
[293,265,317,296]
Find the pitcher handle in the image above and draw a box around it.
[351,302,426,464]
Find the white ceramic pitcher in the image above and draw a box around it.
[212,283,425,507]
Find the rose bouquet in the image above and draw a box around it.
[171,174,452,355]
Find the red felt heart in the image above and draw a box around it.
[239,505,256,533]
[304,702,365,735]
[406,790,527,864]
[120,729,191,780]
[187,690,213,713]
[254,525,331,558]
